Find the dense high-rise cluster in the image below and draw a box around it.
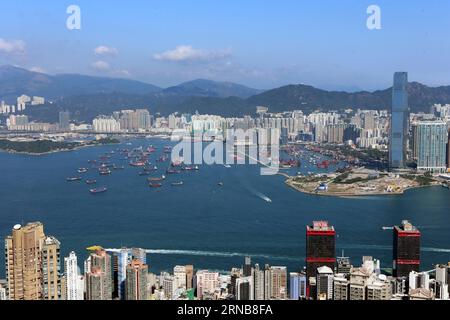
[2,220,449,301]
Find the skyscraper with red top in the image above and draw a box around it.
[306,221,336,297]
[393,220,421,278]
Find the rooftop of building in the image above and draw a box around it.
[306,220,335,232]
[394,220,420,233]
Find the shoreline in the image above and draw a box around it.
[285,178,440,198]
[0,141,120,156]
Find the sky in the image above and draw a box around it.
[0,0,449,91]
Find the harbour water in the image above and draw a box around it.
[0,138,449,276]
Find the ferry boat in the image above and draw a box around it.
[85,179,97,185]
[66,177,82,182]
[90,187,107,194]
[78,168,89,173]
[149,183,163,188]
[171,181,184,186]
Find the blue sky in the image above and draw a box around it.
[0,0,449,90]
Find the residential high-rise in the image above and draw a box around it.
[64,251,84,300]
[336,255,352,274]
[253,264,265,300]
[268,267,287,300]
[5,222,46,300]
[289,272,306,300]
[86,267,108,300]
[196,270,219,300]
[412,121,448,172]
[125,259,148,300]
[185,265,194,290]
[42,236,61,300]
[389,72,409,170]
[243,256,252,277]
[115,248,131,300]
[393,220,421,278]
[333,275,349,300]
[316,266,334,300]
[236,276,253,300]
[85,249,112,300]
[59,111,70,131]
[174,265,187,290]
[306,221,336,297]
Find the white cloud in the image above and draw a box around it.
[29,66,46,73]
[0,38,26,55]
[91,60,111,72]
[153,45,231,63]
[114,69,131,77]
[94,46,118,57]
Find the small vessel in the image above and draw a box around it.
[139,171,150,176]
[90,187,107,194]
[99,169,111,176]
[171,181,184,186]
[149,183,163,188]
[112,165,125,170]
[223,164,231,168]
[148,175,166,182]
[129,161,147,167]
[218,182,224,187]
[183,165,199,171]
[166,169,181,174]
[442,183,449,189]
[67,177,82,182]
[78,168,89,174]
[85,179,97,185]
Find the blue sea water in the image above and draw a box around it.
[0,138,449,276]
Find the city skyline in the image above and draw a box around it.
[2,219,449,301]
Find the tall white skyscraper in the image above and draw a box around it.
[64,251,84,300]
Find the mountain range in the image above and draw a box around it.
[2,65,450,123]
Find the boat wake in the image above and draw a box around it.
[106,248,301,261]
[341,244,450,253]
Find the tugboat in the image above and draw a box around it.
[90,187,107,194]
[67,177,82,182]
[85,179,97,185]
